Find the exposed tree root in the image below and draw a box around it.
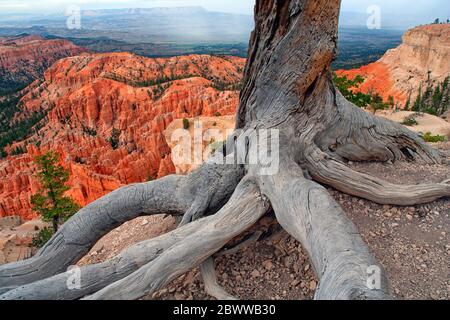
[305,147,450,206]
[0,219,202,300]
[201,258,238,300]
[258,160,390,300]
[315,91,443,164]
[83,178,269,300]
[214,231,263,258]
[0,178,184,292]
[0,162,243,293]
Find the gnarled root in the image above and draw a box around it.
[201,258,237,300]
[0,161,244,293]
[315,90,443,164]
[305,147,450,206]
[84,177,269,300]
[0,219,202,300]
[0,177,185,292]
[259,160,391,300]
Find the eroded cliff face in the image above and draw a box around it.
[0,35,86,92]
[336,24,450,105]
[0,53,245,220]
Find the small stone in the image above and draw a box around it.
[291,279,301,287]
[309,280,317,291]
[159,288,168,295]
[406,215,413,221]
[262,260,274,271]
[141,219,149,226]
[174,292,185,300]
[251,270,261,278]
[304,264,310,272]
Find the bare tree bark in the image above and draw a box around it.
[84,178,269,300]
[1,0,448,300]
[0,218,202,300]
[201,258,238,300]
[305,147,450,205]
[258,159,390,300]
[0,162,243,292]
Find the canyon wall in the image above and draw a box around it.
[0,35,86,92]
[336,24,450,106]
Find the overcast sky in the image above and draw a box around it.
[0,0,449,18]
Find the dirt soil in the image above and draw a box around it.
[0,219,47,265]
[377,110,450,139]
[79,142,449,301]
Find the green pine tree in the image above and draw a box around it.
[441,76,450,115]
[432,85,442,113]
[31,151,80,233]
[405,97,411,111]
[387,96,395,109]
[412,85,423,112]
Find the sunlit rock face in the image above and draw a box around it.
[336,24,450,106]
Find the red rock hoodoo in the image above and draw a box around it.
[0,52,245,220]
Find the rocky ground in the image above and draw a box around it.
[0,217,47,264]
[77,143,450,300]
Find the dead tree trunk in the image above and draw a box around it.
[1,0,449,300]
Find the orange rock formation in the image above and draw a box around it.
[336,24,450,106]
[0,35,86,89]
[0,53,245,220]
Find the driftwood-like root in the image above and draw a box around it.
[0,161,244,293]
[0,177,185,292]
[306,147,450,206]
[214,231,263,258]
[315,91,443,165]
[84,177,269,300]
[0,220,203,300]
[259,160,391,300]
[200,258,237,300]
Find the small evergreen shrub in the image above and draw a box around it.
[422,132,445,143]
[402,115,419,126]
[32,227,54,248]
[183,118,190,130]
